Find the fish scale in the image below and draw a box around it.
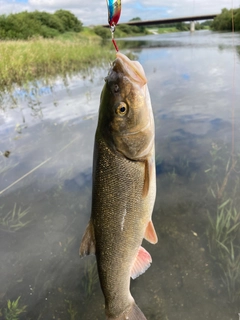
[93,139,149,317]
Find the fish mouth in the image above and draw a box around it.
[114,52,147,86]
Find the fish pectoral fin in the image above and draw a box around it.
[131,246,152,280]
[79,221,96,257]
[142,158,153,198]
[144,220,158,244]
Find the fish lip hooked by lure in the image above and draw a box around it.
[115,52,147,85]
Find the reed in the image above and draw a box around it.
[0,36,115,89]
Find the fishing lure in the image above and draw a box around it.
[107,0,121,27]
[106,0,121,51]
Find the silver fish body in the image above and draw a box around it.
[80,52,158,320]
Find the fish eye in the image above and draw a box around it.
[116,102,128,116]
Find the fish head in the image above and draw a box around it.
[97,52,154,160]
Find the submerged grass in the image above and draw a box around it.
[65,300,78,320]
[0,203,32,232]
[81,260,98,299]
[0,34,115,89]
[205,143,240,302]
[1,296,27,320]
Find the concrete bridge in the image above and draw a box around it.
[103,14,218,32]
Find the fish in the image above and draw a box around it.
[80,51,158,320]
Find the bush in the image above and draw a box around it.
[176,22,189,31]
[93,26,110,39]
[0,10,83,40]
[211,8,240,31]
[54,10,83,32]
[31,11,65,33]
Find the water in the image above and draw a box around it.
[0,30,240,319]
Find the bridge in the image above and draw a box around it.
[103,14,218,32]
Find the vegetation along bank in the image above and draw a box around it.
[0,8,239,89]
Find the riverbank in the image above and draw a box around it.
[0,31,115,90]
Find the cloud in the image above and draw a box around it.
[1,0,240,26]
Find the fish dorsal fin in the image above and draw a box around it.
[79,220,96,257]
[144,221,158,244]
[131,246,152,279]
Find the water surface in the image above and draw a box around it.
[1,30,240,319]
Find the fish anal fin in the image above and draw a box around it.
[79,220,96,257]
[131,246,152,280]
[144,220,158,244]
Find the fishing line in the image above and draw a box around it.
[231,0,236,163]
[0,135,79,196]
[217,0,238,198]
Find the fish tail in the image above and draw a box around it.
[107,302,147,320]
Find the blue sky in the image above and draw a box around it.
[1,0,240,25]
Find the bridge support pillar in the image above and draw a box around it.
[190,21,195,32]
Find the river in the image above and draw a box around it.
[0,30,240,319]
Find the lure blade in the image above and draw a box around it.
[106,0,121,26]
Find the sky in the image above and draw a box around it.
[1,0,240,26]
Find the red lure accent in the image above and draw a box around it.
[112,38,119,52]
[109,10,121,27]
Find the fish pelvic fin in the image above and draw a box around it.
[79,220,96,257]
[144,220,158,244]
[131,246,152,280]
[107,301,147,320]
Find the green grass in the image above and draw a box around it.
[205,143,240,302]
[65,300,78,320]
[1,296,27,320]
[0,33,115,89]
[0,203,32,232]
[157,27,179,33]
[81,260,98,298]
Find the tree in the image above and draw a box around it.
[54,10,83,32]
[0,10,84,40]
[93,26,110,39]
[211,8,240,31]
[129,17,141,21]
[30,11,65,33]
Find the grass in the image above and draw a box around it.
[158,27,179,33]
[0,33,115,89]
[81,260,98,298]
[207,201,240,302]
[1,296,27,320]
[65,300,78,320]
[0,203,32,232]
[205,142,240,302]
